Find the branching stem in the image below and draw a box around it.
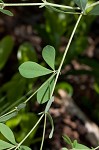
[40,114,47,150]
[50,13,83,98]
[0,1,80,10]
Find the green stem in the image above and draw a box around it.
[50,13,83,98]
[40,114,47,150]
[7,146,16,150]
[14,114,44,150]
[1,90,33,115]
[42,13,83,150]
[94,145,99,150]
[0,2,80,10]
[0,108,17,119]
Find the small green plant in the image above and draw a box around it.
[62,135,93,150]
[0,0,99,150]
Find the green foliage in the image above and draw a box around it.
[0,112,17,123]
[6,112,38,145]
[0,36,14,70]
[19,61,52,78]
[19,146,32,150]
[89,4,99,15]
[74,143,91,149]
[37,76,55,104]
[63,135,72,146]
[19,45,56,79]
[0,140,14,149]
[74,0,88,11]
[0,123,32,149]
[56,82,73,96]
[0,0,4,3]
[42,45,55,70]
[17,42,37,63]
[0,9,13,16]
[62,135,92,150]
[0,123,16,144]
[0,0,99,150]
[1,73,26,102]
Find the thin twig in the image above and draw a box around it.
[0,2,80,10]
[15,114,44,150]
[40,114,47,150]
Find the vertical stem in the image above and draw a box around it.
[50,13,83,97]
[42,14,83,150]
[40,114,47,150]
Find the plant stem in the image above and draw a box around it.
[40,114,47,150]
[7,146,16,150]
[1,90,33,115]
[0,108,17,119]
[50,13,83,98]
[0,2,80,10]
[94,145,99,150]
[15,114,44,150]
[43,13,83,150]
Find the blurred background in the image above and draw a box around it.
[0,0,99,149]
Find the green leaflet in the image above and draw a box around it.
[74,0,87,11]
[63,135,72,146]
[19,61,52,78]
[0,140,14,150]
[0,9,13,16]
[0,123,16,144]
[42,45,55,70]
[74,143,91,149]
[37,77,54,104]
[88,4,99,15]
